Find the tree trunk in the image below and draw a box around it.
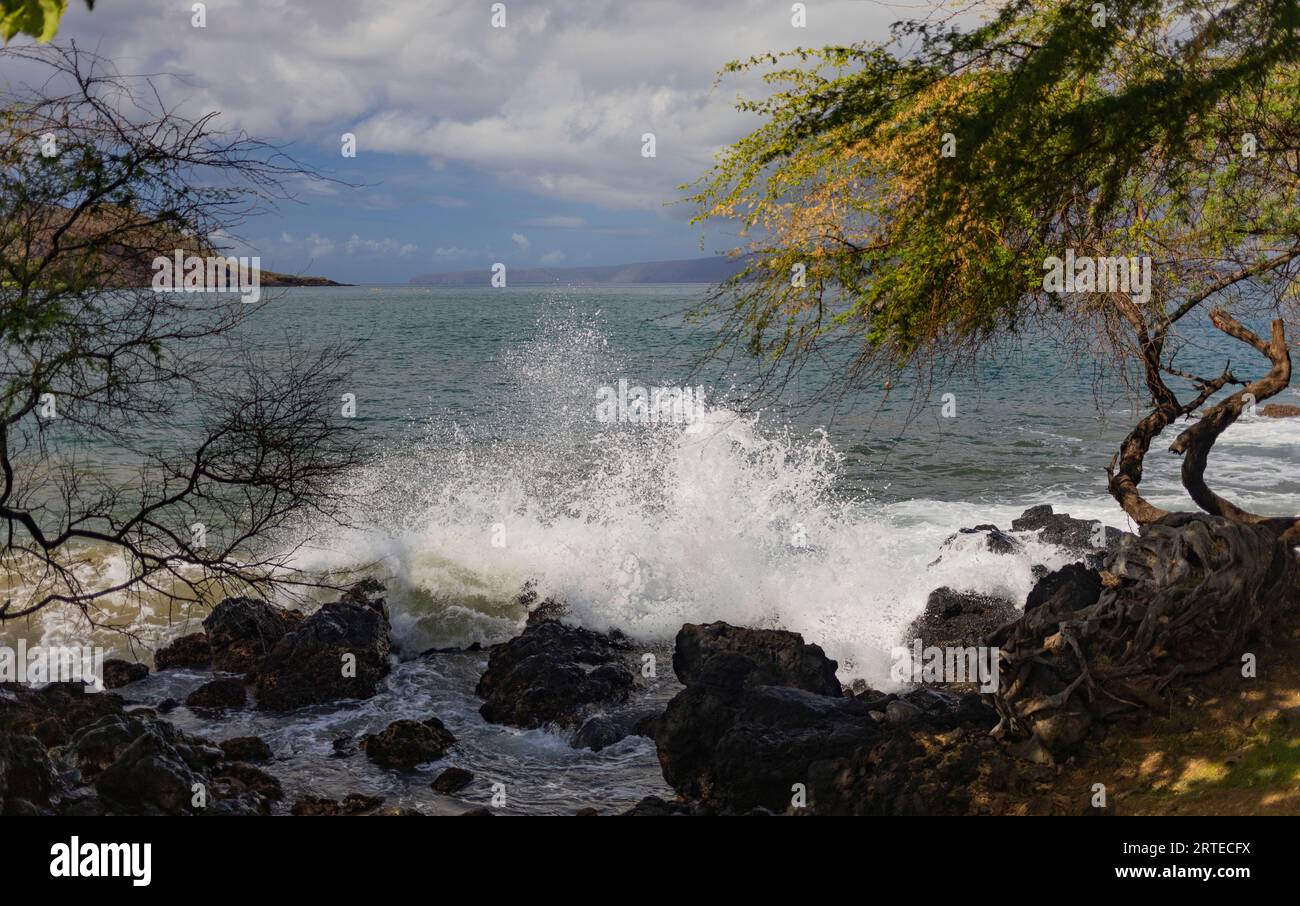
[990,514,1300,761]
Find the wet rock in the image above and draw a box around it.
[370,806,424,816]
[431,766,474,794]
[185,678,247,711]
[331,734,357,757]
[360,717,456,770]
[460,806,494,816]
[0,683,126,748]
[476,620,634,730]
[1025,562,1102,613]
[61,712,273,815]
[1011,504,1124,555]
[156,698,179,715]
[573,707,664,751]
[656,681,880,812]
[906,587,1018,650]
[885,699,923,725]
[938,524,1021,558]
[621,795,700,816]
[0,733,58,814]
[573,715,626,752]
[291,792,384,816]
[655,621,1002,814]
[154,632,211,670]
[218,736,273,763]
[575,806,600,816]
[102,660,149,689]
[213,761,282,801]
[1261,403,1300,418]
[672,622,842,696]
[254,584,393,712]
[202,597,303,674]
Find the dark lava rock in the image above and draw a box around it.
[218,736,273,763]
[905,587,1019,650]
[575,806,600,816]
[654,622,1001,814]
[102,660,149,689]
[573,715,626,752]
[253,584,393,712]
[1011,504,1125,554]
[0,733,58,814]
[185,678,247,711]
[431,766,474,794]
[1025,562,1102,613]
[936,524,1021,558]
[2,685,278,816]
[361,717,456,769]
[214,761,283,801]
[476,620,634,729]
[65,713,269,815]
[156,698,179,715]
[154,632,211,670]
[621,795,701,816]
[573,707,664,751]
[672,622,842,696]
[656,682,881,812]
[202,597,303,674]
[331,734,357,757]
[291,792,385,816]
[0,683,125,748]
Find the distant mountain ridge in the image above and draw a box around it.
[409,255,748,286]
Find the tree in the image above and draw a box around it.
[691,0,1300,758]
[0,45,361,625]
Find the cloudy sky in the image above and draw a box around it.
[22,1,910,282]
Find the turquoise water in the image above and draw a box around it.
[8,284,1299,814]
[245,284,1300,508]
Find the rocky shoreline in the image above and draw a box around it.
[0,504,1184,816]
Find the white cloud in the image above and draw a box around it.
[511,232,531,252]
[539,250,566,265]
[49,0,900,212]
[433,246,472,260]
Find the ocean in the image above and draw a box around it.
[4,284,1298,813]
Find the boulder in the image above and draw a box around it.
[102,660,149,689]
[202,597,303,674]
[1024,562,1102,613]
[253,584,392,712]
[360,717,456,769]
[1010,504,1124,555]
[0,733,58,814]
[1261,403,1300,418]
[672,622,842,696]
[154,633,211,670]
[906,587,1018,650]
[431,766,474,794]
[185,678,247,711]
[476,620,634,729]
[218,736,273,763]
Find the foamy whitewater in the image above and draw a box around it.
[5,288,1299,813]
[10,290,1300,692]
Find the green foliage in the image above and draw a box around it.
[0,0,91,44]
[690,0,1300,379]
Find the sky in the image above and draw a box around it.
[16,0,912,283]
